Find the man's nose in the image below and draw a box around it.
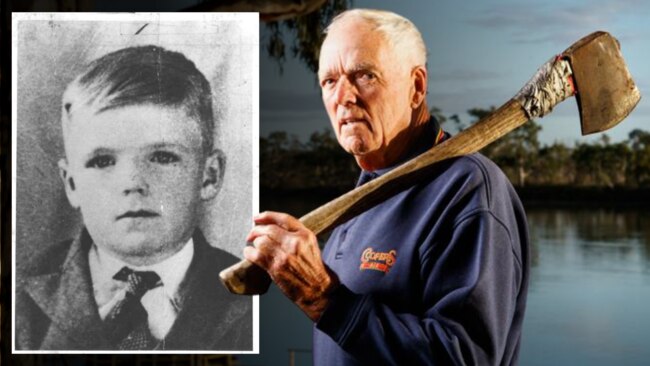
[334,77,357,106]
[119,162,150,196]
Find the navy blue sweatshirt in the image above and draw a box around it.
[313,120,529,365]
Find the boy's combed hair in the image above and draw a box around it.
[62,45,215,152]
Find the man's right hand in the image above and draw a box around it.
[244,211,339,322]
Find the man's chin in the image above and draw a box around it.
[341,136,372,156]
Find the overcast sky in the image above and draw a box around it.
[260,0,650,146]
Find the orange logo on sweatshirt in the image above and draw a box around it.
[359,247,397,274]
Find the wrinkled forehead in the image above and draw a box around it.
[318,20,394,76]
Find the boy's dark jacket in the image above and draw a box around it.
[15,228,252,351]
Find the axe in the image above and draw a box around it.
[221,31,641,295]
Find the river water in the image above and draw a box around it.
[240,207,650,366]
[521,208,650,366]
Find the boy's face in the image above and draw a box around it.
[59,104,221,266]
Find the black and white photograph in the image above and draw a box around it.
[11,12,258,353]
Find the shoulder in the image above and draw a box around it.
[15,237,78,350]
[16,234,80,305]
[426,153,519,213]
[18,237,74,283]
[437,153,510,194]
[399,153,526,240]
[194,234,242,269]
[177,231,253,350]
[435,154,528,252]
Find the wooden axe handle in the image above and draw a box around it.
[220,99,528,295]
[221,31,640,295]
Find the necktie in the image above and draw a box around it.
[105,267,162,350]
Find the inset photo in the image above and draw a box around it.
[12,12,259,353]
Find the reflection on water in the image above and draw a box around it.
[241,205,650,366]
[522,208,650,366]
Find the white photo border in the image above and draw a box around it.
[12,12,260,355]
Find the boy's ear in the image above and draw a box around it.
[200,149,226,201]
[58,158,80,209]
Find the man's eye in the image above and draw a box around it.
[151,151,180,165]
[357,72,376,83]
[321,78,336,88]
[85,155,115,169]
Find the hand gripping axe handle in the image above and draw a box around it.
[220,31,641,295]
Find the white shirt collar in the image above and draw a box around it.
[89,238,194,318]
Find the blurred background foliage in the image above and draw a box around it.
[261,106,650,192]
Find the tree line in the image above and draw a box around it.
[261,107,650,191]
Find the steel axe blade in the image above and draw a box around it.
[563,31,641,135]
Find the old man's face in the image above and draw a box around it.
[318,18,418,169]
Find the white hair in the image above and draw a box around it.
[324,9,427,67]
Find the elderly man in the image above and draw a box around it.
[246,9,529,365]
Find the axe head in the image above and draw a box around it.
[563,31,641,135]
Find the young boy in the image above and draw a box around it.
[15,45,252,351]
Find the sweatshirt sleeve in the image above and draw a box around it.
[315,210,524,365]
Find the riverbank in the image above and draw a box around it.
[261,186,650,214]
[515,186,650,207]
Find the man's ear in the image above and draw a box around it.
[410,65,428,109]
[200,149,226,201]
[58,158,80,209]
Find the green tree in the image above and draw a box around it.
[535,143,574,185]
[306,130,358,189]
[260,132,304,189]
[265,0,350,73]
[571,138,631,188]
[628,129,650,186]
[468,107,542,187]
[260,130,358,190]
[601,139,631,187]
